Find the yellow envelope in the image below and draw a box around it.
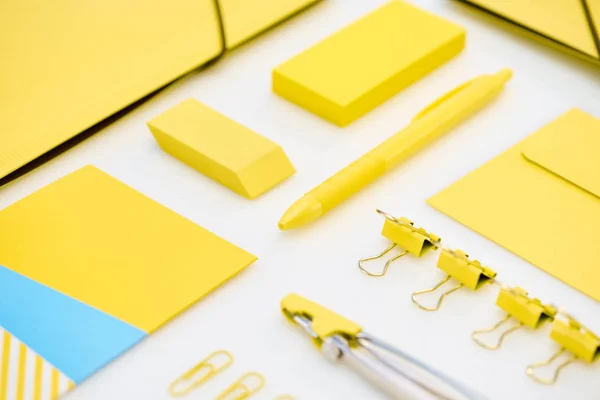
[428,108,600,301]
[0,0,321,181]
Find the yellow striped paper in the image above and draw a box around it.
[0,328,73,400]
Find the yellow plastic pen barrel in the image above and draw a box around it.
[279,69,512,230]
[312,156,386,211]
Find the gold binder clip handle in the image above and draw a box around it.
[473,287,556,350]
[216,372,265,400]
[526,315,600,384]
[411,249,495,311]
[411,276,464,311]
[526,348,577,385]
[169,350,234,397]
[358,210,440,277]
[358,243,408,277]
[471,314,523,350]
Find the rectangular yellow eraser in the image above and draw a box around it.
[273,1,466,126]
[148,99,295,199]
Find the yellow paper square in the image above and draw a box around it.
[0,166,257,332]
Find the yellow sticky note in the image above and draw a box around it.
[0,166,257,333]
[273,1,465,126]
[148,99,295,199]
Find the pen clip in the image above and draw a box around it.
[412,68,511,121]
[412,79,474,122]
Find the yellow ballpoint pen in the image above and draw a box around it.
[278,68,513,230]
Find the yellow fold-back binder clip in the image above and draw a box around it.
[169,350,234,397]
[412,249,497,311]
[472,287,557,350]
[215,372,265,400]
[358,210,441,277]
[527,314,600,385]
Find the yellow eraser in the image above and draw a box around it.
[273,1,466,126]
[148,99,295,199]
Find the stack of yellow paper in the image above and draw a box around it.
[273,1,465,126]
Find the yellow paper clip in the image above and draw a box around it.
[358,210,441,277]
[527,315,600,385]
[472,287,556,350]
[215,372,265,400]
[169,350,234,397]
[274,396,296,400]
[412,249,496,311]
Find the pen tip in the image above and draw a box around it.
[278,195,322,231]
[497,68,513,83]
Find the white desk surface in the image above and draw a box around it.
[2,1,600,399]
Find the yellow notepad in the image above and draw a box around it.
[0,0,321,181]
[0,165,257,332]
[429,109,600,301]
[273,1,465,126]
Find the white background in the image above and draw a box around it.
[2,0,600,399]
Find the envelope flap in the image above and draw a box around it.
[522,108,600,198]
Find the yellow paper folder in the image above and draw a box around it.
[0,0,321,182]
[428,109,600,301]
[456,0,600,66]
